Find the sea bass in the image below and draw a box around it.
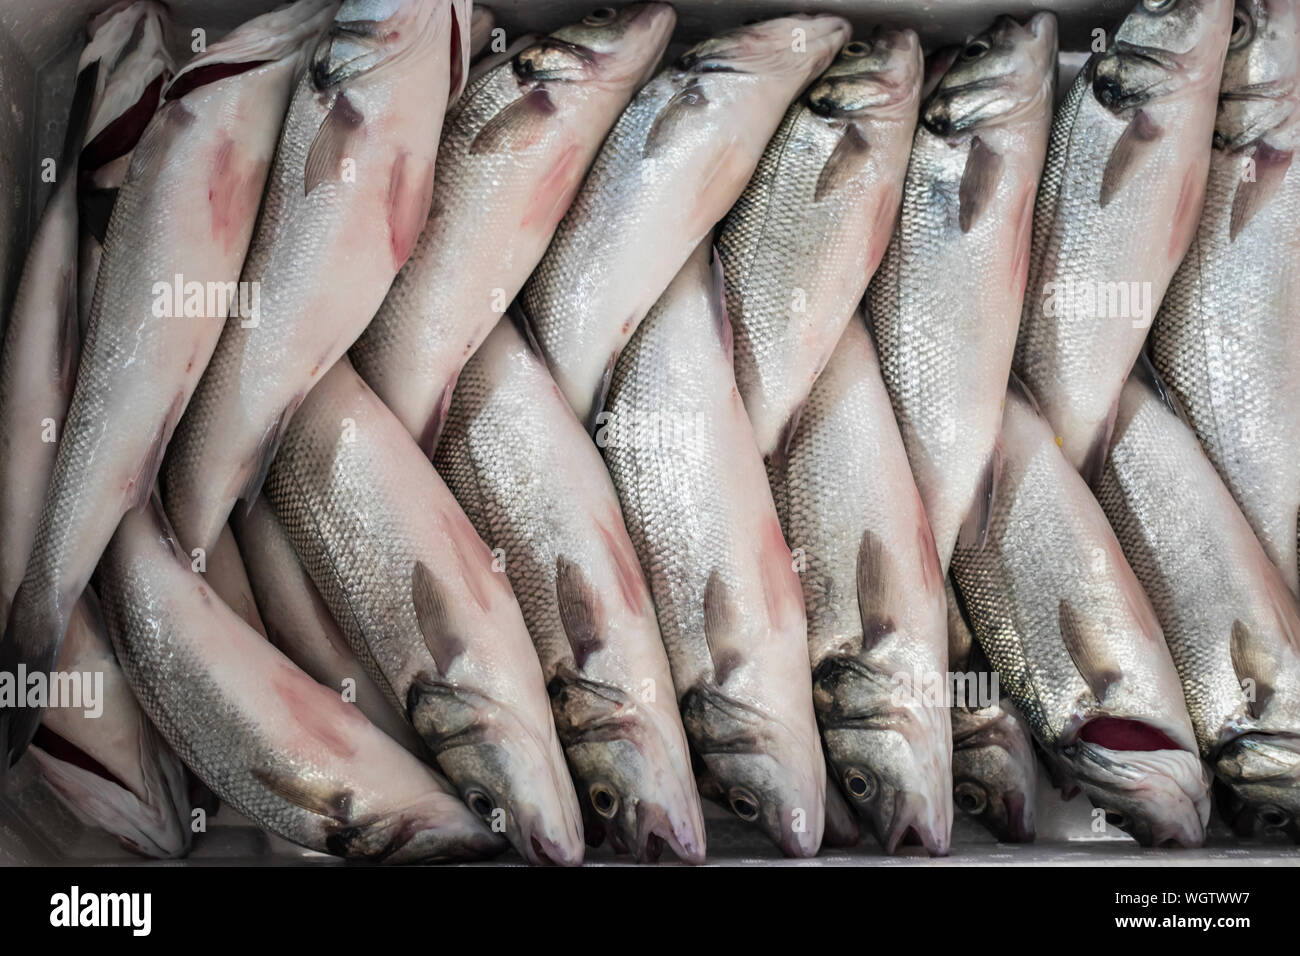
[717,30,922,459]
[870,13,1056,572]
[262,360,583,866]
[1097,358,1300,841]
[601,242,825,857]
[163,0,472,558]
[521,14,850,430]
[97,498,502,863]
[435,316,705,863]
[950,377,1211,847]
[1151,0,1300,593]
[770,312,952,855]
[1014,0,1233,483]
[1,0,336,766]
[351,3,675,455]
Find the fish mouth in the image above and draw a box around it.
[951,704,1038,843]
[697,747,825,858]
[1091,42,1180,111]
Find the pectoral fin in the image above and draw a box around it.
[304,92,364,196]
[556,556,604,670]
[1230,143,1293,240]
[815,124,870,202]
[1100,109,1162,207]
[412,560,465,674]
[958,135,1004,233]
[471,87,557,154]
[643,80,708,159]
[1059,599,1122,703]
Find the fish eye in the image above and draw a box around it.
[961,38,991,61]
[1143,0,1177,12]
[1257,805,1290,829]
[843,767,878,802]
[584,7,617,26]
[589,783,620,818]
[1229,9,1255,49]
[1104,810,1128,829]
[728,787,761,821]
[466,789,495,819]
[844,41,871,58]
[954,782,989,816]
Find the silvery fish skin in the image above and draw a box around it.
[231,497,429,758]
[0,0,335,767]
[1097,359,1300,841]
[870,13,1057,573]
[770,312,952,855]
[263,360,584,866]
[950,379,1212,847]
[945,576,1037,842]
[1151,0,1300,594]
[521,14,851,430]
[98,499,502,864]
[30,588,192,859]
[1014,0,1234,483]
[163,0,473,558]
[351,3,675,455]
[718,30,922,459]
[435,317,706,863]
[602,242,825,857]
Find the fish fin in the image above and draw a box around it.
[61,59,99,171]
[1058,599,1121,703]
[1128,353,1191,427]
[957,442,1002,551]
[239,396,303,508]
[1006,369,1044,417]
[855,530,897,654]
[128,393,184,512]
[412,560,465,674]
[776,400,806,463]
[1230,143,1293,240]
[470,87,557,154]
[1079,396,1120,490]
[707,244,733,362]
[508,304,544,358]
[1100,109,1162,207]
[584,353,618,434]
[123,100,193,188]
[643,80,708,159]
[814,123,870,202]
[1230,619,1276,720]
[251,767,351,821]
[386,152,436,269]
[304,92,364,196]
[78,187,118,245]
[417,377,457,459]
[703,570,742,685]
[958,135,1004,233]
[555,556,604,670]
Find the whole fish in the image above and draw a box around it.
[351,3,675,454]
[771,312,952,855]
[1,0,335,766]
[98,498,502,864]
[1151,0,1300,593]
[869,13,1056,572]
[435,316,706,863]
[163,0,472,558]
[950,377,1211,847]
[1097,358,1300,841]
[602,242,825,857]
[30,588,192,859]
[521,14,851,430]
[263,360,584,866]
[717,29,922,459]
[1013,0,1233,483]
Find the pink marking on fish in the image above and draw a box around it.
[1168,162,1206,262]
[759,516,803,631]
[597,513,651,617]
[864,186,900,277]
[521,143,584,232]
[209,134,268,256]
[1008,185,1035,297]
[388,151,437,269]
[271,661,362,758]
[442,507,507,613]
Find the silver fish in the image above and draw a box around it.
[950,377,1211,847]
[602,241,825,857]
[435,316,705,863]
[718,29,922,459]
[1097,358,1300,841]
[521,14,851,430]
[98,498,502,863]
[351,3,675,455]
[263,359,584,865]
[163,0,472,558]
[1151,0,1300,594]
[1,0,335,766]
[870,13,1057,573]
[1014,0,1233,484]
[771,312,952,855]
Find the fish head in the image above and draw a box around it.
[312,0,453,90]
[675,14,850,80]
[951,703,1038,842]
[1092,0,1234,112]
[813,657,953,855]
[516,3,676,88]
[681,683,825,857]
[1213,732,1300,840]
[806,28,923,121]
[1215,1,1300,148]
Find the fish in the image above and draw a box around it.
[601,241,825,857]
[950,375,1211,847]
[1096,357,1300,841]
[946,576,1038,842]
[162,0,473,559]
[0,0,339,767]
[770,311,952,856]
[231,497,429,758]
[1013,0,1234,485]
[204,525,268,638]
[469,4,495,59]
[29,587,192,859]
[435,316,706,863]
[869,13,1057,573]
[520,14,851,430]
[717,29,922,459]
[1150,0,1300,594]
[96,497,503,864]
[350,3,676,455]
[262,359,584,866]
